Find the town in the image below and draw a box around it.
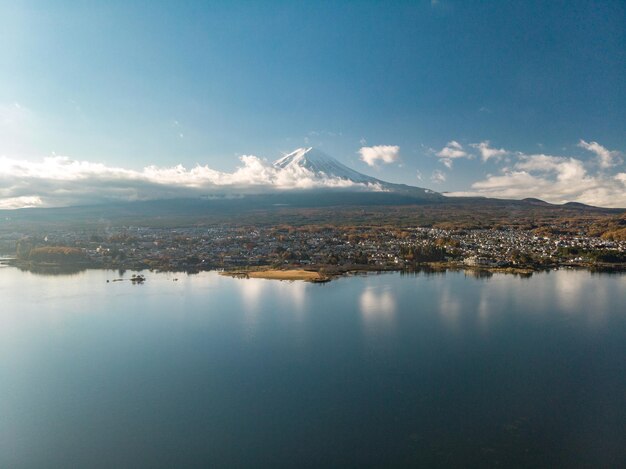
[4,223,626,276]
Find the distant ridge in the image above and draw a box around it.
[522,198,552,206]
[563,201,594,209]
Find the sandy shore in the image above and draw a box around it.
[221,269,330,282]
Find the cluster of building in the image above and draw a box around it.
[6,224,626,272]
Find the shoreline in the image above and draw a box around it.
[5,258,626,280]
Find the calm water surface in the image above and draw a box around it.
[1,268,625,468]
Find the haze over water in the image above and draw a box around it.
[1,268,625,467]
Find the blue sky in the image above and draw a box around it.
[1,0,625,207]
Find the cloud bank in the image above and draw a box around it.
[359,145,400,166]
[448,142,626,207]
[2,139,625,210]
[0,154,381,209]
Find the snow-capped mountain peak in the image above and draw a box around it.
[273,147,442,199]
[273,147,376,184]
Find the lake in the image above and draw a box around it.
[1,268,625,467]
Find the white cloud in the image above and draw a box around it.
[0,154,384,209]
[449,149,626,207]
[358,145,400,167]
[436,141,468,168]
[0,196,43,210]
[437,140,466,159]
[470,141,508,162]
[578,139,622,169]
[431,170,446,184]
